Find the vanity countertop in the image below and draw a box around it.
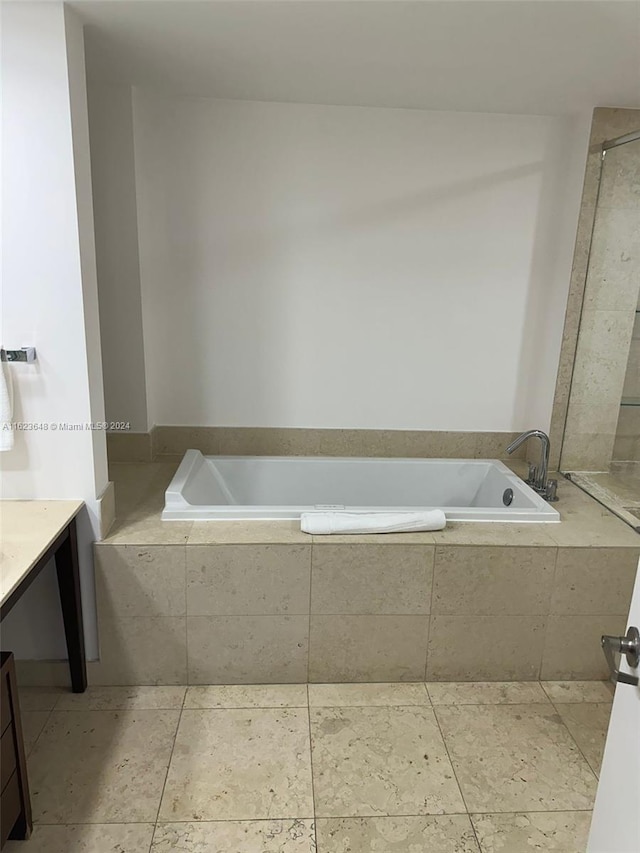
[0,500,84,608]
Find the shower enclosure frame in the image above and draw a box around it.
[551,115,640,529]
[556,120,640,524]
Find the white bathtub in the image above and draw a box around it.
[162,450,560,523]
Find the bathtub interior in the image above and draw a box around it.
[164,451,560,522]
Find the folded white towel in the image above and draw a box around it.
[0,360,13,452]
[301,510,446,535]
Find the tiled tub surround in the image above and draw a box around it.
[79,461,640,686]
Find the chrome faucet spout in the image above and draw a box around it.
[506,429,554,500]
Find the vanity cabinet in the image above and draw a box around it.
[0,653,31,847]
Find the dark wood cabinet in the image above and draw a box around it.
[0,653,31,847]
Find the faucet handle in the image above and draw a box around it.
[527,463,537,485]
[545,479,558,502]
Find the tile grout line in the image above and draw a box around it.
[148,690,187,849]
[26,704,57,759]
[548,697,603,782]
[424,545,437,681]
[29,806,596,827]
[538,546,560,680]
[421,681,432,705]
[467,813,484,853]
[307,544,313,685]
[429,704,473,823]
[183,542,189,689]
[305,684,319,851]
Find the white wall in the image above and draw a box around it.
[88,83,148,432]
[127,93,587,432]
[1,2,106,660]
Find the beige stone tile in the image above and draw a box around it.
[591,107,640,145]
[107,431,152,464]
[309,615,429,682]
[315,816,480,852]
[4,824,155,853]
[29,710,179,823]
[421,431,478,458]
[563,309,636,449]
[470,812,592,853]
[614,407,640,462]
[560,431,618,473]
[435,704,597,812]
[504,459,530,479]
[218,427,480,459]
[622,339,640,399]
[186,544,310,615]
[545,483,640,547]
[17,687,64,711]
[152,426,220,457]
[189,520,309,544]
[187,615,308,683]
[598,138,640,209]
[380,430,476,458]
[556,703,612,776]
[147,461,184,488]
[92,617,187,685]
[430,523,556,547]
[155,426,530,461]
[584,207,640,310]
[151,820,315,852]
[95,545,186,618]
[109,461,177,498]
[105,462,189,542]
[432,546,555,615]
[571,470,640,523]
[550,547,638,614]
[110,464,159,518]
[613,434,640,463]
[311,544,433,614]
[541,614,627,680]
[427,616,546,681]
[103,509,193,546]
[541,681,614,703]
[21,711,50,755]
[217,426,315,456]
[312,531,436,544]
[426,682,548,705]
[310,705,465,816]
[615,406,640,447]
[309,682,429,707]
[55,686,186,710]
[184,684,308,708]
[473,432,527,460]
[159,708,313,821]
[401,430,476,458]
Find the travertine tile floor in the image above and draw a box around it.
[9,680,614,852]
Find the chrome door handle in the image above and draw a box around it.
[601,626,640,686]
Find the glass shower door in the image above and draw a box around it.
[561,133,640,527]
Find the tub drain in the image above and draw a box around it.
[502,488,514,506]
